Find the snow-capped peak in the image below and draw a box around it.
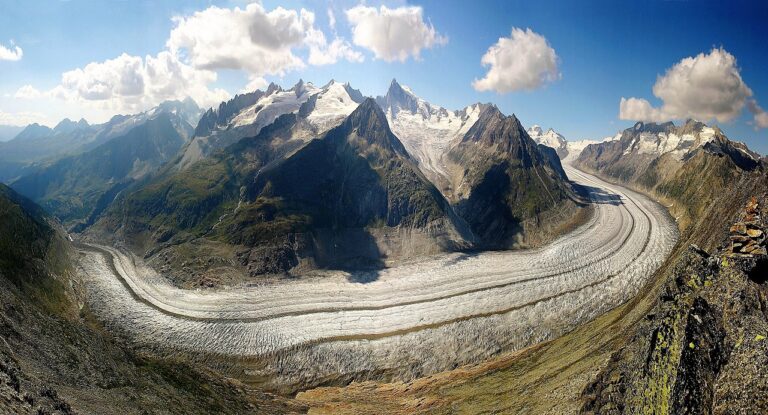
[527,125,568,158]
[374,81,487,182]
[179,79,366,169]
[620,120,722,160]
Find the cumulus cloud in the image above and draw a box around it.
[305,27,363,66]
[50,51,229,113]
[345,5,447,62]
[619,48,765,127]
[9,3,369,120]
[167,3,362,76]
[0,109,46,126]
[0,41,23,61]
[472,28,559,93]
[14,85,43,99]
[167,4,307,75]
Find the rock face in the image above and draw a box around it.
[91,80,582,283]
[236,98,473,272]
[377,80,581,250]
[576,120,762,231]
[93,96,474,283]
[727,197,767,256]
[376,79,487,193]
[445,106,576,248]
[178,79,365,169]
[582,194,768,414]
[573,117,768,414]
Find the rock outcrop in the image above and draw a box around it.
[582,194,768,414]
[727,197,766,257]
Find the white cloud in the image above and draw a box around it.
[345,5,447,62]
[50,51,229,113]
[0,41,23,61]
[0,109,46,126]
[327,8,336,31]
[618,97,665,123]
[472,28,559,93]
[6,3,368,122]
[306,27,363,66]
[748,99,768,129]
[243,76,268,93]
[167,3,362,77]
[619,48,764,127]
[167,4,308,76]
[14,85,42,99]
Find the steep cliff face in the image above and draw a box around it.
[446,106,579,248]
[573,119,768,414]
[227,98,473,275]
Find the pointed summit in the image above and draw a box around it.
[463,105,531,152]
[345,98,390,132]
[266,82,281,96]
[53,118,75,133]
[377,78,420,115]
[15,123,53,141]
[292,79,307,97]
[335,98,407,156]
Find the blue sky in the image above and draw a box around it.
[1,0,767,154]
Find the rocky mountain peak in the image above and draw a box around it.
[462,105,529,149]
[337,98,406,156]
[377,78,421,115]
[346,98,390,131]
[14,123,54,141]
[266,82,282,96]
[53,118,78,134]
[292,79,310,97]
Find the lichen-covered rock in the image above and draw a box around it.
[582,195,768,414]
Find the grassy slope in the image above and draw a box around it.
[0,183,305,414]
[10,114,187,227]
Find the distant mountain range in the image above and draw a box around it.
[7,99,202,229]
[82,79,582,284]
[576,119,764,231]
[0,98,202,182]
[0,125,24,142]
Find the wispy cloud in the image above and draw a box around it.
[0,40,23,61]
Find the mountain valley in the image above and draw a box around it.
[2,78,766,415]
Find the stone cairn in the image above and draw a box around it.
[728,196,767,257]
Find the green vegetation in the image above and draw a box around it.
[11,114,188,227]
